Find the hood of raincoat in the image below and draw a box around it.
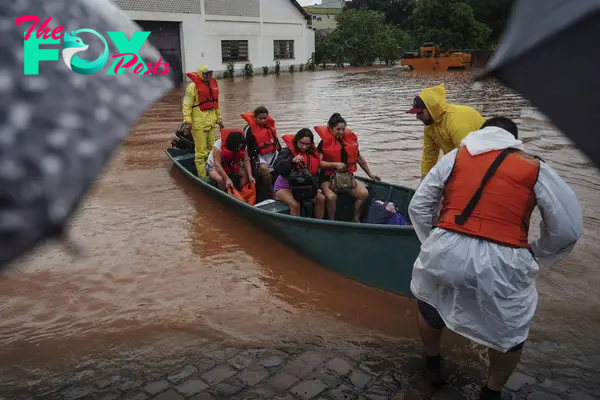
[197,65,213,75]
[418,83,448,122]
[461,126,524,156]
[186,64,215,84]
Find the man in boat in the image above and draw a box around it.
[408,117,582,400]
[242,106,281,195]
[182,64,224,178]
[407,83,485,180]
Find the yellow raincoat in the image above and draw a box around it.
[419,83,485,176]
[182,65,223,177]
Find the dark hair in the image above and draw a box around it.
[294,128,315,154]
[327,113,346,129]
[481,116,519,139]
[254,105,269,118]
[225,130,245,151]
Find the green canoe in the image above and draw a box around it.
[165,148,421,298]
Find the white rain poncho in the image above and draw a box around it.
[408,126,583,352]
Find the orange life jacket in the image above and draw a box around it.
[435,146,540,248]
[314,126,359,176]
[241,112,280,155]
[219,129,246,175]
[187,72,219,111]
[282,134,320,176]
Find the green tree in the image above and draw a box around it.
[316,9,412,66]
[410,0,491,49]
[314,31,330,67]
[375,23,413,64]
[344,0,414,29]
[335,9,382,66]
[467,0,515,45]
[314,30,345,67]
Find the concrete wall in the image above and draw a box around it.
[111,0,202,14]
[114,0,315,81]
[205,0,260,17]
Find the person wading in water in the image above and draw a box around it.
[408,117,582,399]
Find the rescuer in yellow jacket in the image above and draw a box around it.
[407,83,485,179]
[182,65,224,178]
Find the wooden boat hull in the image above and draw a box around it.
[166,148,421,298]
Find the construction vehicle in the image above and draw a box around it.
[401,43,472,71]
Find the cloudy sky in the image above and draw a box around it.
[298,0,322,5]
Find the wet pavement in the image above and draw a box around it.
[1,66,599,399]
[4,342,597,399]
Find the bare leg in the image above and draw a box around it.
[349,180,369,223]
[321,181,337,221]
[237,166,248,188]
[313,191,326,219]
[417,309,443,357]
[275,189,301,216]
[259,163,273,195]
[416,302,445,386]
[209,169,225,191]
[486,348,523,391]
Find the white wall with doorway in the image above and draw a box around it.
[112,0,315,83]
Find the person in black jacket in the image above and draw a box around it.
[273,128,325,218]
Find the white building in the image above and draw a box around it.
[110,0,316,85]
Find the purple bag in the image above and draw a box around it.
[364,201,394,224]
[386,213,409,226]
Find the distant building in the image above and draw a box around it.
[304,0,345,32]
[110,0,315,85]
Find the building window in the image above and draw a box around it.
[274,40,294,60]
[221,40,249,62]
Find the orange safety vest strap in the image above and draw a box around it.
[454,147,520,226]
[243,113,280,154]
[220,128,246,174]
[282,134,319,175]
[187,73,218,110]
[194,97,216,108]
[194,84,218,109]
[258,129,280,152]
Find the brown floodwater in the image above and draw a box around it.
[1,66,599,394]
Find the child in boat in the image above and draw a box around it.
[205,129,255,191]
[242,106,281,196]
[273,128,326,218]
[316,113,380,222]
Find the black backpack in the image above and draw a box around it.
[289,168,318,201]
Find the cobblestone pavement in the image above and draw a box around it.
[7,341,598,400]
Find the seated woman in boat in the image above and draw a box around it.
[315,113,380,222]
[272,128,326,218]
[242,106,281,196]
[205,129,255,191]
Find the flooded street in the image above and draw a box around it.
[1,67,599,398]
